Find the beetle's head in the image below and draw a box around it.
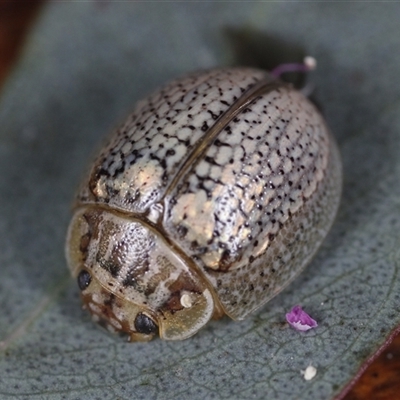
[66,207,215,341]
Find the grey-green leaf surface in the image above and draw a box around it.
[1,3,400,399]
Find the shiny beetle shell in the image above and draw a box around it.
[66,67,342,341]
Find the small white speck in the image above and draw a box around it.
[147,203,164,223]
[174,367,183,378]
[301,364,317,381]
[304,56,317,71]
[180,293,193,308]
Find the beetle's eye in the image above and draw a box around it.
[134,312,158,335]
[77,270,91,291]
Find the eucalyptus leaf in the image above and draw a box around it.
[1,3,400,399]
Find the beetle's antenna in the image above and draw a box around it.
[270,56,317,78]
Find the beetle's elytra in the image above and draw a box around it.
[66,67,342,341]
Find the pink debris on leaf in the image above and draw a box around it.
[286,305,318,332]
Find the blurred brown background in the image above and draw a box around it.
[0,2,399,399]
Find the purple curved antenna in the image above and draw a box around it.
[271,56,317,78]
